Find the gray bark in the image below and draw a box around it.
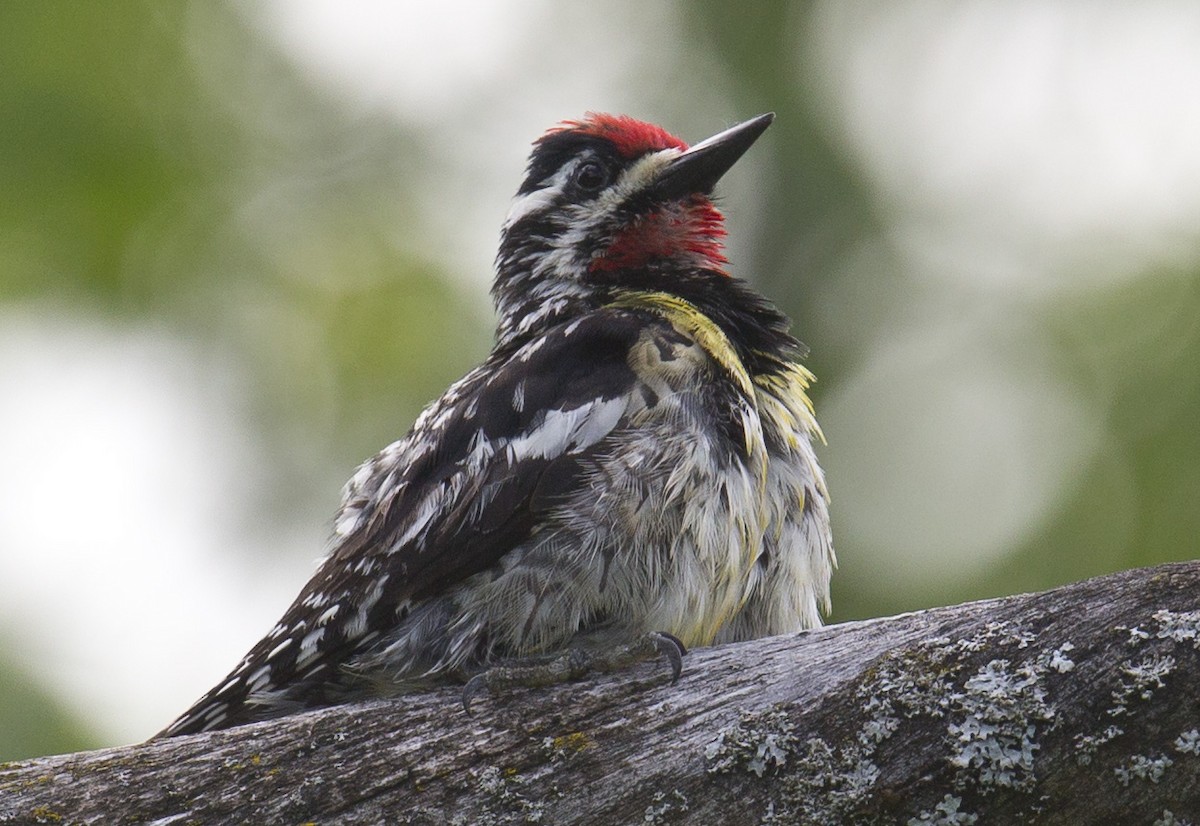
[3,562,1200,825]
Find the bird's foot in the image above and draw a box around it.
[461,631,686,714]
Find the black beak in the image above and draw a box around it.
[652,113,774,200]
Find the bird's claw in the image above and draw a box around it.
[646,631,686,684]
[462,672,490,716]
[459,630,688,715]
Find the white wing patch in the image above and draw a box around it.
[372,396,628,556]
[508,398,626,460]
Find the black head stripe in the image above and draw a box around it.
[518,132,623,196]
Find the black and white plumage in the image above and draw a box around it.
[160,113,833,737]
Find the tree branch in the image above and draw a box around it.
[4,563,1200,824]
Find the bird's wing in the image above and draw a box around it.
[158,307,669,736]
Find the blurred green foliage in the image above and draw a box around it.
[2,4,214,308]
[0,645,99,761]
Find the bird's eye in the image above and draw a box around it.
[573,160,609,193]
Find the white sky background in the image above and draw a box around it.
[2,0,1200,745]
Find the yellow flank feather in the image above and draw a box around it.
[609,290,756,398]
[753,362,824,445]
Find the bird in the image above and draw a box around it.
[158,112,833,737]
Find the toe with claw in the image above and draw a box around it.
[459,630,689,714]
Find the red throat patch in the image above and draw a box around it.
[550,113,689,159]
[591,199,729,275]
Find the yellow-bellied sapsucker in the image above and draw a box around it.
[159,113,833,737]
